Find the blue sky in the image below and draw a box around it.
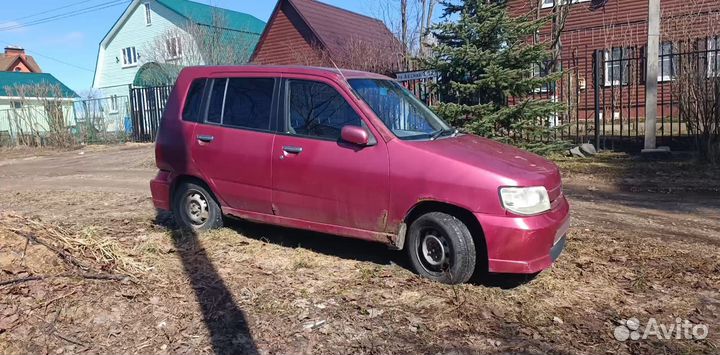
[0,0,412,95]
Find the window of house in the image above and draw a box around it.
[604,47,632,86]
[222,78,274,130]
[166,37,182,59]
[144,3,151,25]
[109,95,119,113]
[531,62,553,93]
[121,47,138,67]
[10,101,22,109]
[287,80,362,140]
[541,0,590,8]
[658,42,675,82]
[182,79,206,122]
[708,36,720,77]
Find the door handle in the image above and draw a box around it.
[282,146,303,154]
[197,135,214,143]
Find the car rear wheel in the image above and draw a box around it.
[406,212,476,284]
[173,182,223,232]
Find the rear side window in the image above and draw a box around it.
[182,79,206,121]
[223,78,274,130]
[206,79,226,124]
[287,80,362,140]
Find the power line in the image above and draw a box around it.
[0,0,130,32]
[0,40,95,72]
[2,0,109,23]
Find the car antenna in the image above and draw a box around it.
[328,58,349,83]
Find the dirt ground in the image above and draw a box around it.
[0,143,718,355]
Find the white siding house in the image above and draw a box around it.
[92,0,266,101]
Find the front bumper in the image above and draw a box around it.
[475,195,570,274]
[150,171,172,211]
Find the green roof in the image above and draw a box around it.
[156,0,266,34]
[0,72,78,98]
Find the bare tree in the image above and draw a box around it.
[401,0,408,52]
[418,0,438,58]
[371,0,428,62]
[662,0,720,162]
[288,36,404,75]
[3,84,75,147]
[144,10,257,82]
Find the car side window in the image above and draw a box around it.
[287,80,362,140]
[182,79,206,122]
[206,79,226,124]
[223,78,274,130]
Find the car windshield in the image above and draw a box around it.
[348,79,453,140]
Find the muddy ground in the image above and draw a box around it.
[0,144,718,355]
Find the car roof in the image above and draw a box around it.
[178,65,393,81]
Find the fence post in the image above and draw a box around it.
[593,50,602,150]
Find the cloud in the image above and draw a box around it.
[0,21,28,33]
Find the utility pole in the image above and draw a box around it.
[642,0,666,155]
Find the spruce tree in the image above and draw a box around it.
[428,0,566,153]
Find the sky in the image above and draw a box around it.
[0,0,412,95]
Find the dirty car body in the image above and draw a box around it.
[151,65,570,284]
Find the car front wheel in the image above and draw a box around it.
[173,182,223,232]
[406,212,477,284]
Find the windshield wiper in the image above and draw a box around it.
[431,128,457,140]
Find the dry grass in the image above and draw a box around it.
[0,213,148,277]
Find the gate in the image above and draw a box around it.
[129,85,173,142]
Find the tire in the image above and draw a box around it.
[406,212,476,284]
[172,182,224,232]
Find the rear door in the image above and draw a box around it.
[191,75,278,214]
[271,76,390,232]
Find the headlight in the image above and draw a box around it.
[499,186,551,216]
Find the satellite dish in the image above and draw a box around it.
[590,0,608,10]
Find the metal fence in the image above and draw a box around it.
[129,85,173,142]
[0,96,132,147]
[399,46,720,152]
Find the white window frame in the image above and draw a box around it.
[121,47,138,67]
[708,37,720,78]
[604,47,631,87]
[658,42,674,82]
[109,95,119,113]
[531,62,553,93]
[144,3,152,26]
[165,37,183,60]
[541,0,590,9]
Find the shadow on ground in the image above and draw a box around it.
[157,210,532,291]
[157,211,258,355]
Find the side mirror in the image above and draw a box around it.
[341,125,370,146]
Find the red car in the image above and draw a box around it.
[151,66,570,284]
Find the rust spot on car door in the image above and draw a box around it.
[378,210,388,231]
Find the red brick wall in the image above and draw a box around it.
[508,0,720,59]
[506,0,720,127]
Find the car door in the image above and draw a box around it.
[271,76,390,232]
[191,76,278,214]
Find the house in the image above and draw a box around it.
[251,0,404,74]
[0,71,78,145]
[506,0,720,148]
[0,46,42,73]
[91,0,266,102]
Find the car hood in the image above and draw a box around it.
[409,134,562,193]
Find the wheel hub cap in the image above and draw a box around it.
[421,233,448,266]
[185,192,209,225]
